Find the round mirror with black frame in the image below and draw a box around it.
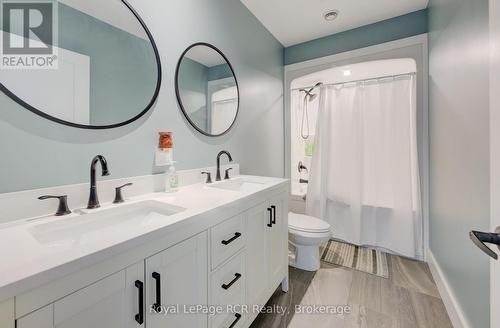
[0,0,162,129]
[175,42,239,137]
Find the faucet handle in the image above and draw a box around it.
[298,161,308,173]
[224,168,233,180]
[114,183,133,204]
[201,172,212,184]
[38,195,71,216]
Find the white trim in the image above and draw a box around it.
[427,250,471,328]
[284,34,429,72]
[283,33,429,261]
[490,0,500,324]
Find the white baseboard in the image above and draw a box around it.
[427,249,471,328]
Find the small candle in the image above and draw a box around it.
[159,132,173,149]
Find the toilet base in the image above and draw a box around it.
[289,244,321,272]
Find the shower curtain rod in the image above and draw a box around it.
[291,72,416,93]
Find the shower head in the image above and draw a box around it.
[308,93,318,102]
[300,82,323,102]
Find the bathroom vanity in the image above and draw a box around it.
[0,175,288,328]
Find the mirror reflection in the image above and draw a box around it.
[0,0,160,128]
[176,43,239,136]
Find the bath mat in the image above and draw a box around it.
[320,240,389,278]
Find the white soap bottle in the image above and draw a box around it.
[165,164,179,193]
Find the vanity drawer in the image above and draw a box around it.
[211,214,245,269]
[210,251,246,328]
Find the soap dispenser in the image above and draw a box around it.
[166,164,179,192]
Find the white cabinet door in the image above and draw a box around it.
[146,232,208,328]
[0,298,15,328]
[246,203,269,310]
[54,262,144,328]
[16,304,53,328]
[246,194,288,312]
[266,195,287,290]
[17,262,145,328]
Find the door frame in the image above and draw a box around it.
[490,0,500,325]
[283,34,429,260]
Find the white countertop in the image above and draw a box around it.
[0,175,288,302]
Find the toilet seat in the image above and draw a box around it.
[288,212,330,233]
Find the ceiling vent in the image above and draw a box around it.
[323,10,339,21]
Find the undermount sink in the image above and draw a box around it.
[208,178,266,192]
[29,200,185,245]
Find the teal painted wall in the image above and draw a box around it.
[428,0,490,327]
[284,9,428,65]
[0,0,284,193]
[208,63,233,81]
[58,3,157,125]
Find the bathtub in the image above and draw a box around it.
[290,182,307,214]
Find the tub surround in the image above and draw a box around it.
[0,171,288,328]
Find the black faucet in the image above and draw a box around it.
[38,195,72,216]
[87,155,110,209]
[216,150,233,181]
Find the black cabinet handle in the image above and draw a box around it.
[228,313,242,328]
[134,280,144,325]
[267,208,273,227]
[152,272,161,311]
[221,273,242,290]
[221,232,242,245]
[271,205,276,225]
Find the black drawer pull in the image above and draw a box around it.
[267,208,273,227]
[134,280,144,325]
[228,313,242,328]
[152,272,161,311]
[221,232,242,245]
[222,273,242,290]
[271,205,276,225]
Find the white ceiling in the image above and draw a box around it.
[186,46,227,67]
[240,0,429,47]
[58,0,147,40]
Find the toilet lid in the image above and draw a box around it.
[288,212,331,233]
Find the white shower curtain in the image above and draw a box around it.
[306,75,423,259]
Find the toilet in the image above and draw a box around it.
[288,212,332,272]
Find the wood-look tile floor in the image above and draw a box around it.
[250,255,453,328]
